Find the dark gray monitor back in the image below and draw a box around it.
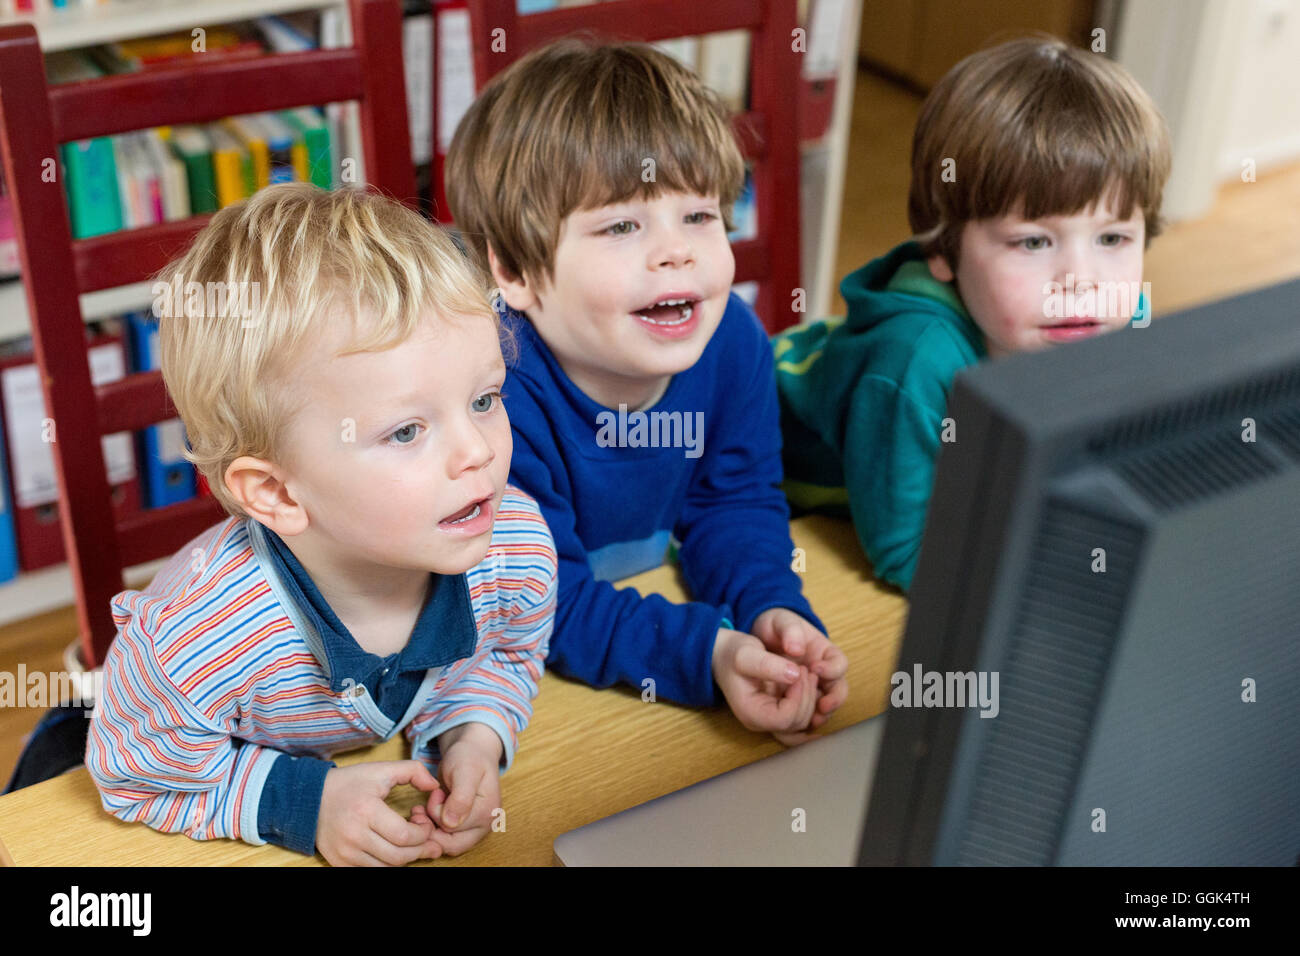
[859,279,1300,866]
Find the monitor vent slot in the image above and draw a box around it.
[1086,367,1300,454]
[955,500,1141,866]
[1115,431,1279,510]
[1261,403,1300,461]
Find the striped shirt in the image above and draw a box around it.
[85,486,556,848]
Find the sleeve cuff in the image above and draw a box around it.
[413,713,519,773]
[736,596,827,640]
[256,751,335,856]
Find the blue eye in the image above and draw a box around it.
[1099,233,1129,247]
[685,211,717,225]
[388,424,420,445]
[472,391,502,413]
[1017,236,1050,251]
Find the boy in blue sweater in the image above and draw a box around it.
[446,40,847,742]
[775,37,1172,590]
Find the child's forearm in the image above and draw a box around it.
[87,633,287,847]
[87,714,284,846]
[676,488,824,637]
[436,721,505,764]
[549,571,727,705]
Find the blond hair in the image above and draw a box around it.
[155,182,497,517]
[909,35,1172,268]
[446,37,746,285]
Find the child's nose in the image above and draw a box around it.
[1054,241,1097,288]
[446,420,494,475]
[650,229,693,269]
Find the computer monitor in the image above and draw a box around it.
[859,279,1300,866]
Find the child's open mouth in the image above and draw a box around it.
[632,295,700,339]
[438,495,494,536]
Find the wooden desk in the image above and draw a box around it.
[0,516,907,866]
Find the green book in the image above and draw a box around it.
[239,149,256,197]
[61,139,123,238]
[46,52,122,238]
[168,125,218,214]
[282,107,333,190]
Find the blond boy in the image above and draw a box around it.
[86,184,556,865]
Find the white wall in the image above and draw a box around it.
[1116,0,1243,222]
[1117,0,1300,222]
[1218,0,1300,179]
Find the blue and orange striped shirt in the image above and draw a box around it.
[85,486,556,851]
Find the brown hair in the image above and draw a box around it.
[446,37,746,286]
[909,35,1172,269]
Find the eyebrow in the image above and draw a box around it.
[377,360,506,411]
[577,205,640,223]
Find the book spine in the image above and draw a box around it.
[126,312,196,509]
[61,138,123,239]
[211,139,248,208]
[172,133,219,214]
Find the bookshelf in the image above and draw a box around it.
[0,0,336,53]
[0,0,376,633]
[1,0,861,331]
[0,0,862,627]
[0,281,151,341]
[0,0,356,342]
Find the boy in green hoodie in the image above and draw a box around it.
[774,36,1172,590]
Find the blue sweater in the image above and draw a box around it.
[502,294,824,707]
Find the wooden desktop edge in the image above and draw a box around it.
[0,515,907,866]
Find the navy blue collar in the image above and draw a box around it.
[261,527,479,692]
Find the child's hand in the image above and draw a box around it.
[751,608,850,730]
[316,760,445,867]
[411,723,504,857]
[712,627,820,745]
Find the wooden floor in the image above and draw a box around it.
[0,606,82,789]
[2,68,1299,788]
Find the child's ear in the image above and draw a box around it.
[926,253,956,283]
[225,457,308,536]
[487,245,538,313]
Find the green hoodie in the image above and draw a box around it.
[774,240,987,591]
